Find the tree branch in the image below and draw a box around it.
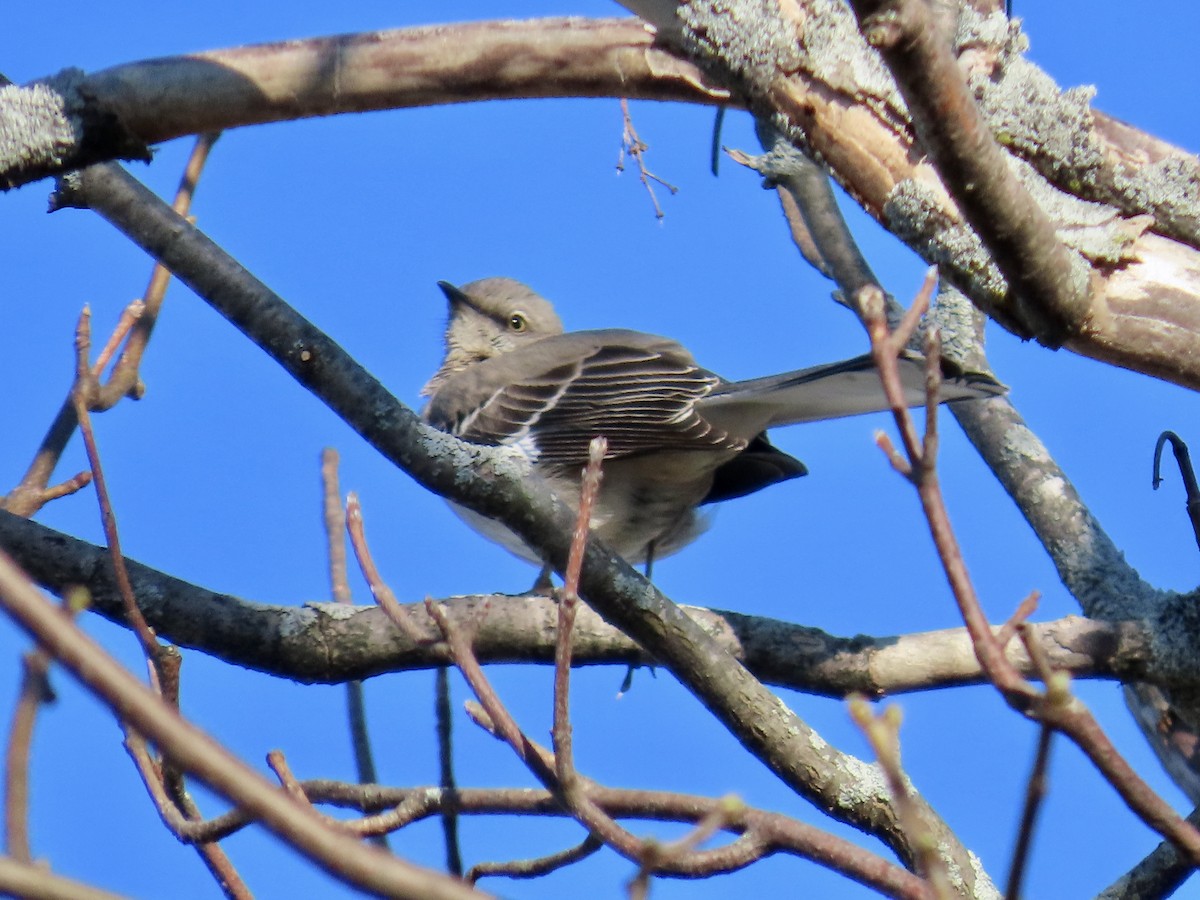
[0,509,1167,696]
[0,550,481,900]
[0,18,726,189]
[48,160,985,889]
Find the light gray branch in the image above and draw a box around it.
[0,510,1167,697]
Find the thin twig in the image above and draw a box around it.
[995,591,1040,650]
[849,698,951,898]
[71,309,160,662]
[320,449,388,850]
[428,598,642,860]
[4,650,54,862]
[122,728,254,900]
[346,493,425,643]
[1152,431,1200,554]
[1005,724,1053,900]
[1,133,219,519]
[468,835,603,883]
[617,98,678,219]
[861,283,1200,864]
[553,438,607,787]
[0,550,481,899]
[436,666,463,875]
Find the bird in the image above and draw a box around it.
[421,277,1003,572]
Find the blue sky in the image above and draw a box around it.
[3,2,1200,898]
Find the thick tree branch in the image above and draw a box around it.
[0,18,726,190]
[46,161,987,889]
[848,0,1091,347]
[619,2,1200,388]
[0,509,1168,696]
[8,14,1200,385]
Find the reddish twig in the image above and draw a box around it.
[995,591,1041,650]
[617,98,678,220]
[553,438,606,786]
[70,308,160,661]
[122,728,253,900]
[467,835,603,883]
[346,493,426,643]
[322,449,353,608]
[4,650,54,863]
[849,698,948,898]
[429,597,643,865]
[267,750,313,807]
[320,450,388,850]
[0,550,480,899]
[1,133,219,519]
[860,281,1200,864]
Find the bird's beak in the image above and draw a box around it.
[436,280,474,312]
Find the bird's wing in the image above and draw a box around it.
[425,330,746,469]
[698,352,1005,433]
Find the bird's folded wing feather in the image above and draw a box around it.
[424,330,747,468]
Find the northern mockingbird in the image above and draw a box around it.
[422,277,1003,568]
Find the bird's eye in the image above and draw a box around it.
[508,312,528,332]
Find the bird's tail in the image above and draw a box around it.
[700,352,1005,431]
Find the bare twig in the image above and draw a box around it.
[122,728,253,900]
[468,835,602,883]
[1152,431,1200,554]
[70,308,160,661]
[2,133,218,519]
[995,592,1041,650]
[860,283,1200,864]
[435,666,463,875]
[321,449,388,851]
[849,698,950,898]
[0,856,132,900]
[617,98,678,219]
[1005,724,1054,900]
[0,549,483,900]
[4,650,54,862]
[553,438,607,785]
[346,493,425,643]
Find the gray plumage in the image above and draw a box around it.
[422,277,1003,566]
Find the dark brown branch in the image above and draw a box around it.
[1005,725,1054,900]
[1095,806,1200,899]
[319,450,388,851]
[1153,432,1200,555]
